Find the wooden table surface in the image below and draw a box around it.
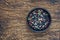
[0,0,60,40]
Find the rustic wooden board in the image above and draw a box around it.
[0,0,60,40]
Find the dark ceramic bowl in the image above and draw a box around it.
[27,8,51,32]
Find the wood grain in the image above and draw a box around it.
[0,0,60,40]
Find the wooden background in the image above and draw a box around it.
[0,0,60,40]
